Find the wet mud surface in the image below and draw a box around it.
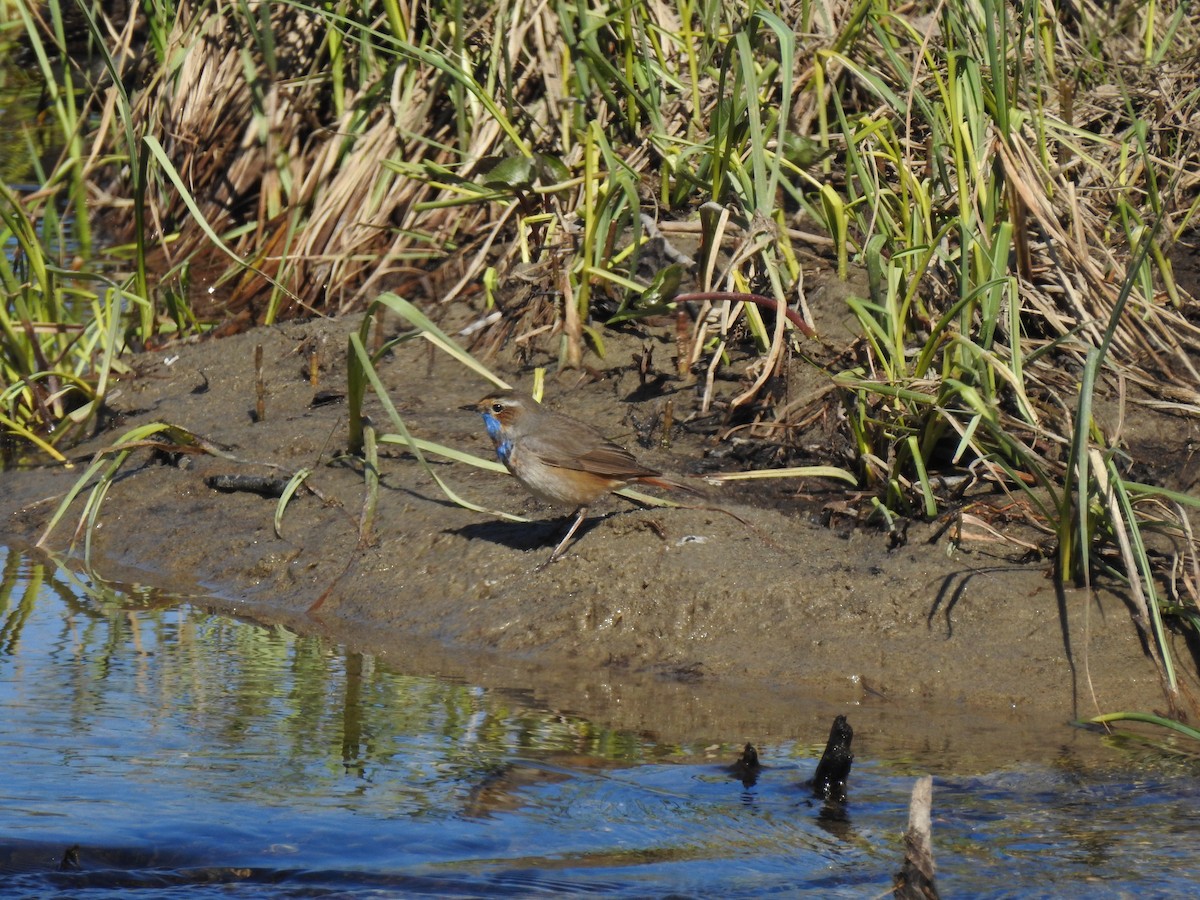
[0,308,1187,761]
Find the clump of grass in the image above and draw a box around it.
[36,422,228,561]
[798,1,1200,713]
[0,181,133,460]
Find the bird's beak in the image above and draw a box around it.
[458,402,479,413]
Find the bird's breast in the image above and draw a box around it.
[506,444,616,508]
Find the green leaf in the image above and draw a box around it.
[274,468,312,539]
[1089,712,1200,742]
[480,155,535,190]
[606,264,685,324]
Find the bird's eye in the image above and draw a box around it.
[490,402,505,414]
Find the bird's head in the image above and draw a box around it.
[464,391,540,442]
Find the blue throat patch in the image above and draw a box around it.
[483,412,503,441]
[482,413,511,463]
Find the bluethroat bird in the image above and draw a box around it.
[465,390,692,565]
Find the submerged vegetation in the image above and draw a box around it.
[4,0,1200,715]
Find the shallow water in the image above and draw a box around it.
[2,544,1199,898]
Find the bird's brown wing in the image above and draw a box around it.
[572,444,663,480]
[523,432,662,480]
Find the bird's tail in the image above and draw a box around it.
[635,473,705,495]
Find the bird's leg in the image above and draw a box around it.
[541,506,588,568]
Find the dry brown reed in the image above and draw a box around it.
[86,1,1198,413]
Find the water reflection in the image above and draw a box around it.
[3,544,1200,897]
[0,55,64,190]
[1,549,647,813]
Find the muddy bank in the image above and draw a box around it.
[0,313,1183,757]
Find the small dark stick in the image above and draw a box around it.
[660,398,674,450]
[205,474,290,498]
[300,333,324,387]
[254,343,266,423]
[675,308,692,379]
[810,715,854,803]
[726,743,762,787]
[59,843,81,871]
[635,342,653,385]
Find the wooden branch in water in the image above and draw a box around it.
[894,775,940,900]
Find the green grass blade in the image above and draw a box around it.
[274,467,313,539]
[348,332,526,522]
[367,293,510,388]
[707,466,859,486]
[1089,712,1200,742]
